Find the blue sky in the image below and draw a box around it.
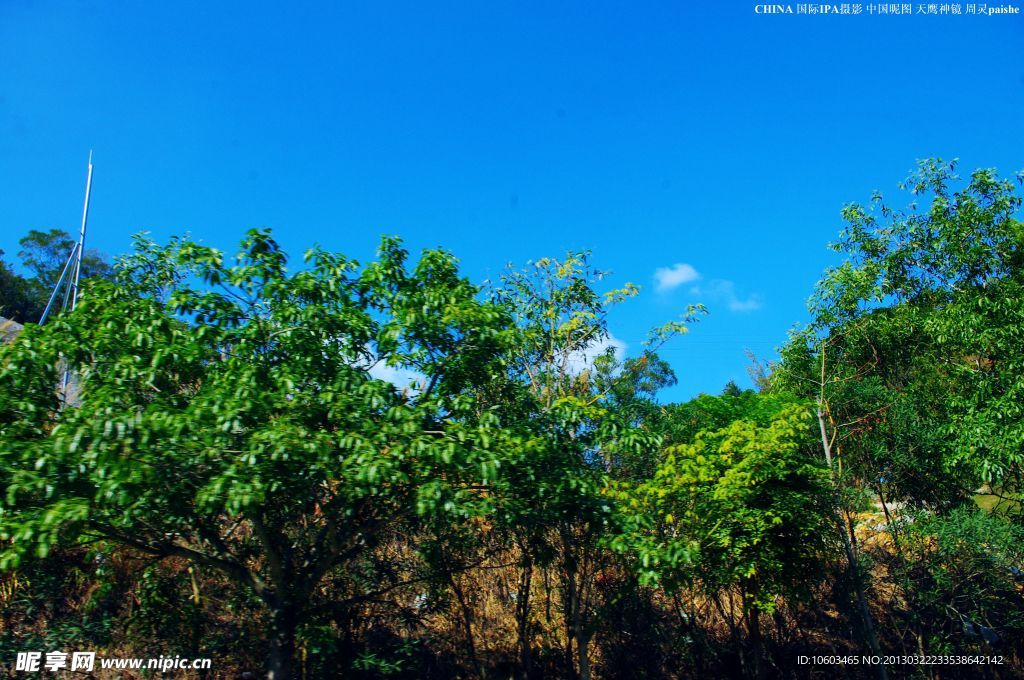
[1,1,1022,401]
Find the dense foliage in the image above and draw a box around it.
[1,159,1022,679]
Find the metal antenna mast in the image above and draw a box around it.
[71,150,94,312]
[40,152,93,325]
[38,153,94,405]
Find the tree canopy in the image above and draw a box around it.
[2,159,1023,679]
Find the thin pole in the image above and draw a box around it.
[39,244,79,324]
[60,152,93,405]
[70,150,94,312]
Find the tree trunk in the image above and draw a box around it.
[747,606,764,680]
[817,404,888,680]
[576,629,591,680]
[561,524,595,680]
[449,572,484,680]
[562,542,579,680]
[267,604,299,680]
[876,483,902,555]
[188,567,208,679]
[743,581,766,680]
[516,554,534,680]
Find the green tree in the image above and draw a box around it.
[489,252,639,680]
[802,158,1024,492]
[773,158,1024,670]
[0,230,515,679]
[0,251,40,323]
[489,252,695,680]
[17,228,113,286]
[608,397,836,679]
[721,379,743,397]
[0,229,113,323]
[895,507,1024,658]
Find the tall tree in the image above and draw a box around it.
[17,228,113,285]
[490,253,695,680]
[775,158,1024,665]
[801,159,1024,493]
[0,229,114,323]
[608,396,836,679]
[0,230,515,679]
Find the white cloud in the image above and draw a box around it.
[728,296,762,313]
[654,263,701,292]
[355,340,427,390]
[368,360,426,389]
[699,279,762,313]
[566,333,627,375]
